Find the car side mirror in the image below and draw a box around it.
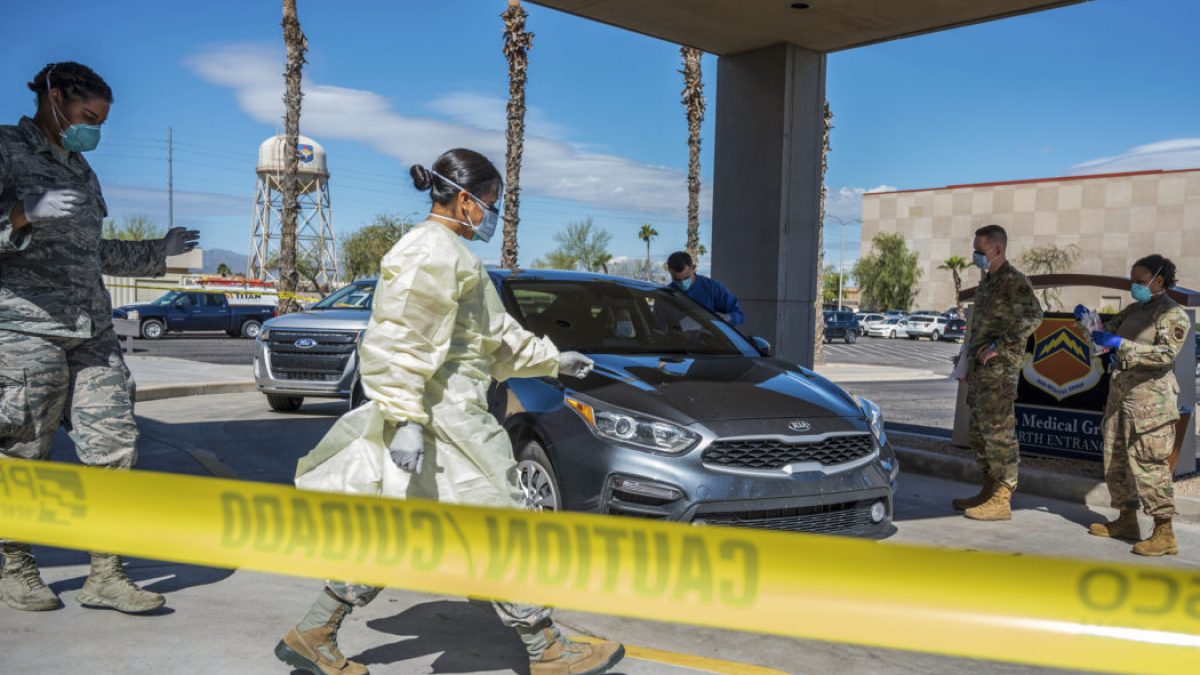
[751,336,772,356]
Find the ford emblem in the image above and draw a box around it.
[788,420,812,432]
[294,338,318,349]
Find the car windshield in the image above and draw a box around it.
[505,280,758,357]
[153,291,183,306]
[312,282,376,310]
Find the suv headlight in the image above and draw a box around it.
[564,394,700,454]
[856,396,885,443]
[259,328,270,341]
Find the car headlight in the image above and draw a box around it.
[127,310,139,321]
[856,396,885,442]
[259,328,270,341]
[564,394,700,454]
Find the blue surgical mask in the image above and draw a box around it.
[674,277,693,292]
[972,251,990,270]
[1130,265,1164,303]
[429,170,501,243]
[47,71,101,153]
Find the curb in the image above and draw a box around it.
[894,444,1200,525]
[134,381,259,403]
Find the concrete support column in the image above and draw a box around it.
[712,44,826,367]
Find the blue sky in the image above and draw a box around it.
[2,0,1197,274]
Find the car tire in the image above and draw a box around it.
[908,335,919,340]
[931,331,941,341]
[240,320,262,339]
[266,394,303,412]
[140,319,165,340]
[845,331,857,344]
[889,330,896,339]
[515,439,561,512]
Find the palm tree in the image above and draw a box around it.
[939,255,970,315]
[216,263,232,278]
[278,0,308,316]
[501,0,533,270]
[695,243,707,266]
[638,224,658,267]
[813,101,833,364]
[680,46,705,262]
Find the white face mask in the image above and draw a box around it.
[428,170,501,242]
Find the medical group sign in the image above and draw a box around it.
[1015,314,1111,461]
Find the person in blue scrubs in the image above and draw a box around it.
[666,251,745,326]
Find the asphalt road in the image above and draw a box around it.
[823,334,961,375]
[121,333,257,365]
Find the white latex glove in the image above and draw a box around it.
[558,351,595,379]
[22,189,85,223]
[388,423,424,473]
[717,312,732,322]
[163,227,201,256]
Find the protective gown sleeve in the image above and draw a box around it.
[358,241,461,426]
[484,282,561,382]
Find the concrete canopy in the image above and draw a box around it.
[527,0,1083,54]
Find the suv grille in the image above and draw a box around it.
[703,434,874,470]
[266,330,357,378]
[697,500,875,533]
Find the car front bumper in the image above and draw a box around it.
[253,336,358,399]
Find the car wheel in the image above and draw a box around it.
[140,319,165,340]
[889,330,896,339]
[266,394,303,412]
[845,331,857,344]
[240,320,262,339]
[515,439,561,512]
[931,331,941,341]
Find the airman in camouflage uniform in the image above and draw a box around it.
[954,224,1043,521]
[1086,255,1187,556]
[0,62,198,613]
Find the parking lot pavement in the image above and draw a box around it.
[6,391,1193,674]
[120,333,257,365]
[824,336,961,375]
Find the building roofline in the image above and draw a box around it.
[865,167,1200,197]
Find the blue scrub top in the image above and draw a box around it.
[675,274,745,326]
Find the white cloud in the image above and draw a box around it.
[426,92,570,140]
[1069,138,1200,175]
[186,44,703,217]
[824,184,896,223]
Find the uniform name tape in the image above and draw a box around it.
[1,458,1197,674]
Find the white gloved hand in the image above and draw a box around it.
[558,351,595,379]
[163,227,201,256]
[717,312,732,322]
[388,423,424,473]
[22,189,85,223]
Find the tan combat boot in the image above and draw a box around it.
[1132,518,1178,557]
[1087,509,1141,541]
[530,629,625,675]
[964,484,1013,521]
[0,542,61,611]
[952,475,996,510]
[275,601,369,675]
[75,552,165,613]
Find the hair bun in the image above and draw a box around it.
[410,164,433,191]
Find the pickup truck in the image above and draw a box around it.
[113,290,277,339]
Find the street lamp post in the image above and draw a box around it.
[826,215,859,311]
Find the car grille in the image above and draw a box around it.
[697,500,876,533]
[266,330,356,378]
[703,434,875,470]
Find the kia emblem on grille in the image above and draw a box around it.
[788,421,812,432]
[294,338,318,349]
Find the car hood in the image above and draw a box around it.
[571,354,862,422]
[264,309,370,331]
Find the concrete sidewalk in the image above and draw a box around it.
[128,355,257,402]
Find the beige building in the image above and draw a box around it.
[860,168,1200,313]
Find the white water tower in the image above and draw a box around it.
[248,134,337,289]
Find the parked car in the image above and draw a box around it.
[911,309,945,318]
[253,279,376,411]
[494,269,896,536]
[113,290,276,339]
[942,318,967,342]
[905,315,951,341]
[867,318,909,339]
[882,310,908,320]
[855,313,886,336]
[822,310,859,344]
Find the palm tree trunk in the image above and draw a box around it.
[278,0,307,315]
[646,239,651,266]
[680,46,705,262]
[952,270,963,313]
[813,101,833,364]
[501,0,533,270]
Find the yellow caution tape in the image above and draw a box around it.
[104,281,322,303]
[1,457,1197,674]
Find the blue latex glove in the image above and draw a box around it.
[1091,331,1123,350]
[1073,304,1088,321]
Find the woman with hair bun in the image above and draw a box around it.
[279,149,623,675]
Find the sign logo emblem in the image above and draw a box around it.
[1022,318,1102,401]
[294,338,318,349]
[788,421,812,433]
[297,144,314,163]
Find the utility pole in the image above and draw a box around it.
[167,126,174,229]
[826,215,859,311]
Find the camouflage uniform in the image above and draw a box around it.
[1101,294,1188,518]
[966,262,1043,489]
[0,115,166,466]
